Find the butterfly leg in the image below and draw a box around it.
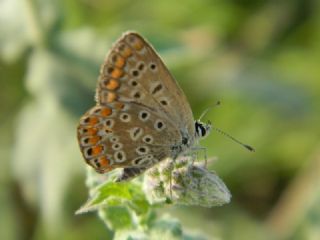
[189,146,208,167]
[191,151,197,165]
[168,159,175,200]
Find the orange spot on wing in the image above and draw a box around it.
[120,45,132,58]
[106,92,117,103]
[114,56,125,68]
[100,107,112,117]
[111,68,123,79]
[89,136,101,145]
[105,79,120,90]
[99,156,111,168]
[84,127,98,135]
[84,116,99,125]
[103,127,112,134]
[92,145,103,156]
[133,40,143,50]
[113,102,125,110]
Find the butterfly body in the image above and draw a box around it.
[77,32,211,181]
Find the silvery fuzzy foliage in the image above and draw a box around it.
[143,156,231,207]
[83,167,209,240]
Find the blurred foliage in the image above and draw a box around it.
[1,0,320,239]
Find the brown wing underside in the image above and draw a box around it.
[77,32,195,176]
[77,103,178,173]
[95,32,195,136]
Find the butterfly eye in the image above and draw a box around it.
[195,121,207,138]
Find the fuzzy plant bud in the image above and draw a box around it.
[143,156,231,207]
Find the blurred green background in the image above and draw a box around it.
[1,0,320,239]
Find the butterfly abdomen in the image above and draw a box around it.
[115,167,147,182]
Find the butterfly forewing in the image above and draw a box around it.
[96,32,195,136]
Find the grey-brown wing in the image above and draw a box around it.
[95,32,195,138]
[77,103,179,174]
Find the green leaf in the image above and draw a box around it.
[76,182,132,214]
[127,184,150,216]
[93,182,132,204]
[99,206,134,230]
[150,217,183,239]
[77,180,151,215]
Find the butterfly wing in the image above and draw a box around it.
[78,32,195,178]
[95,32,195,138]
[77,103,177,174]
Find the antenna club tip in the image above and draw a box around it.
[245,145,255,152]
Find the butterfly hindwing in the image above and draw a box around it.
[77,103,178,174]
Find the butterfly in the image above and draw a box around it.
[77,32,212,182]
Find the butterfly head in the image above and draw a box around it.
[195,120,212,139]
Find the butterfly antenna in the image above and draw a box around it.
[213,127,255,152]
[198,100,221,121]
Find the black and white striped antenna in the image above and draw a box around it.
[199,101,255,152]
